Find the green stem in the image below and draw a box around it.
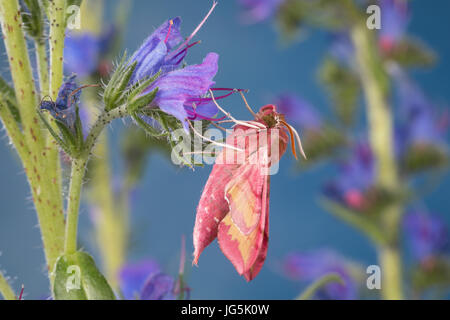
[48,0,66,100]
[351,23,404,300]
[296,273,344,300]
[35,40,49,98]
[377,245,403,300]
[64,104,129,255]
[0,272,16,300]
[0,0,43,150]
[64,158,87,254]
[0,0,65,285]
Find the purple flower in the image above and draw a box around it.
[324,141,376,210]
[379,0,409,52]
[273,93,322,131]
[128,3,223,128]
[329,32,354,66]
[140,273,176,300]
[119,260,176,300]
[143,52,219,130]
[283,250,358,300]
[128,17,185,84]
[238,0,285,23]
[391,66,448,149]
[404,211,448,264]
[40,75,83,131]
[64,27,115,78]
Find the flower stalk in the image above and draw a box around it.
[63,103,129,256]
[351,22,404,300]
[64,158,86,254]
[0,0,65,286]
[0,272,16,300]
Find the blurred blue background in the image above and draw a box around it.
[0,0,449,299]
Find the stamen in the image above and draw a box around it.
[167,1,218,60]
[18,284,24,300]
[188,119,243,152]
[186,104,227,122]
[172,40,201,65]
[67,84,100,107]
[164,19,174,43]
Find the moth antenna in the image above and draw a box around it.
[238,90,257,117]
[208,89,262,130]
[210,121,232,133]
[67,84,100,107]
[188,119,243,152]
[281,121,307,160]
[280,120,297,160]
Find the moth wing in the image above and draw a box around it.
[217,155,270,281]
[193,129,249,264]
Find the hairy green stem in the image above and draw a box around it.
[64,158,86,254]
[35,41,49,98]
[46,0,66,221]
[0,272,16,300]
[0,0,65,285]
[64,104,128,255]
[351,23,404,300]
[296,273,344,300]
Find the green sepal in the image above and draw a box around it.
[37,110,72,156]
[103,53,136,111]
[52,251,116,300]
[127,88,158,113]
[131,111,167,138]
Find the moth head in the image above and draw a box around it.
[256,104,306,160]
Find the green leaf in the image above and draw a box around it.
[37,110,72,156]
[385,38,436,68]
[53,251,116,300]
[319,58,361,126]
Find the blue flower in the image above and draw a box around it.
[329,32,354,66]
[39,75,83,132]
[142,52,219,130]
[273,93,322,131]
[391,66,448,149]
[127,3,223,128]
[324,141,376,210]
[379,0,409,52]
[403,211,448,264]
[119,260,176,300]
[140,273,176,300]
[238,0,285,23]
[283,250,358,300]
[128,17,185,84]
[64,27,116,78]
